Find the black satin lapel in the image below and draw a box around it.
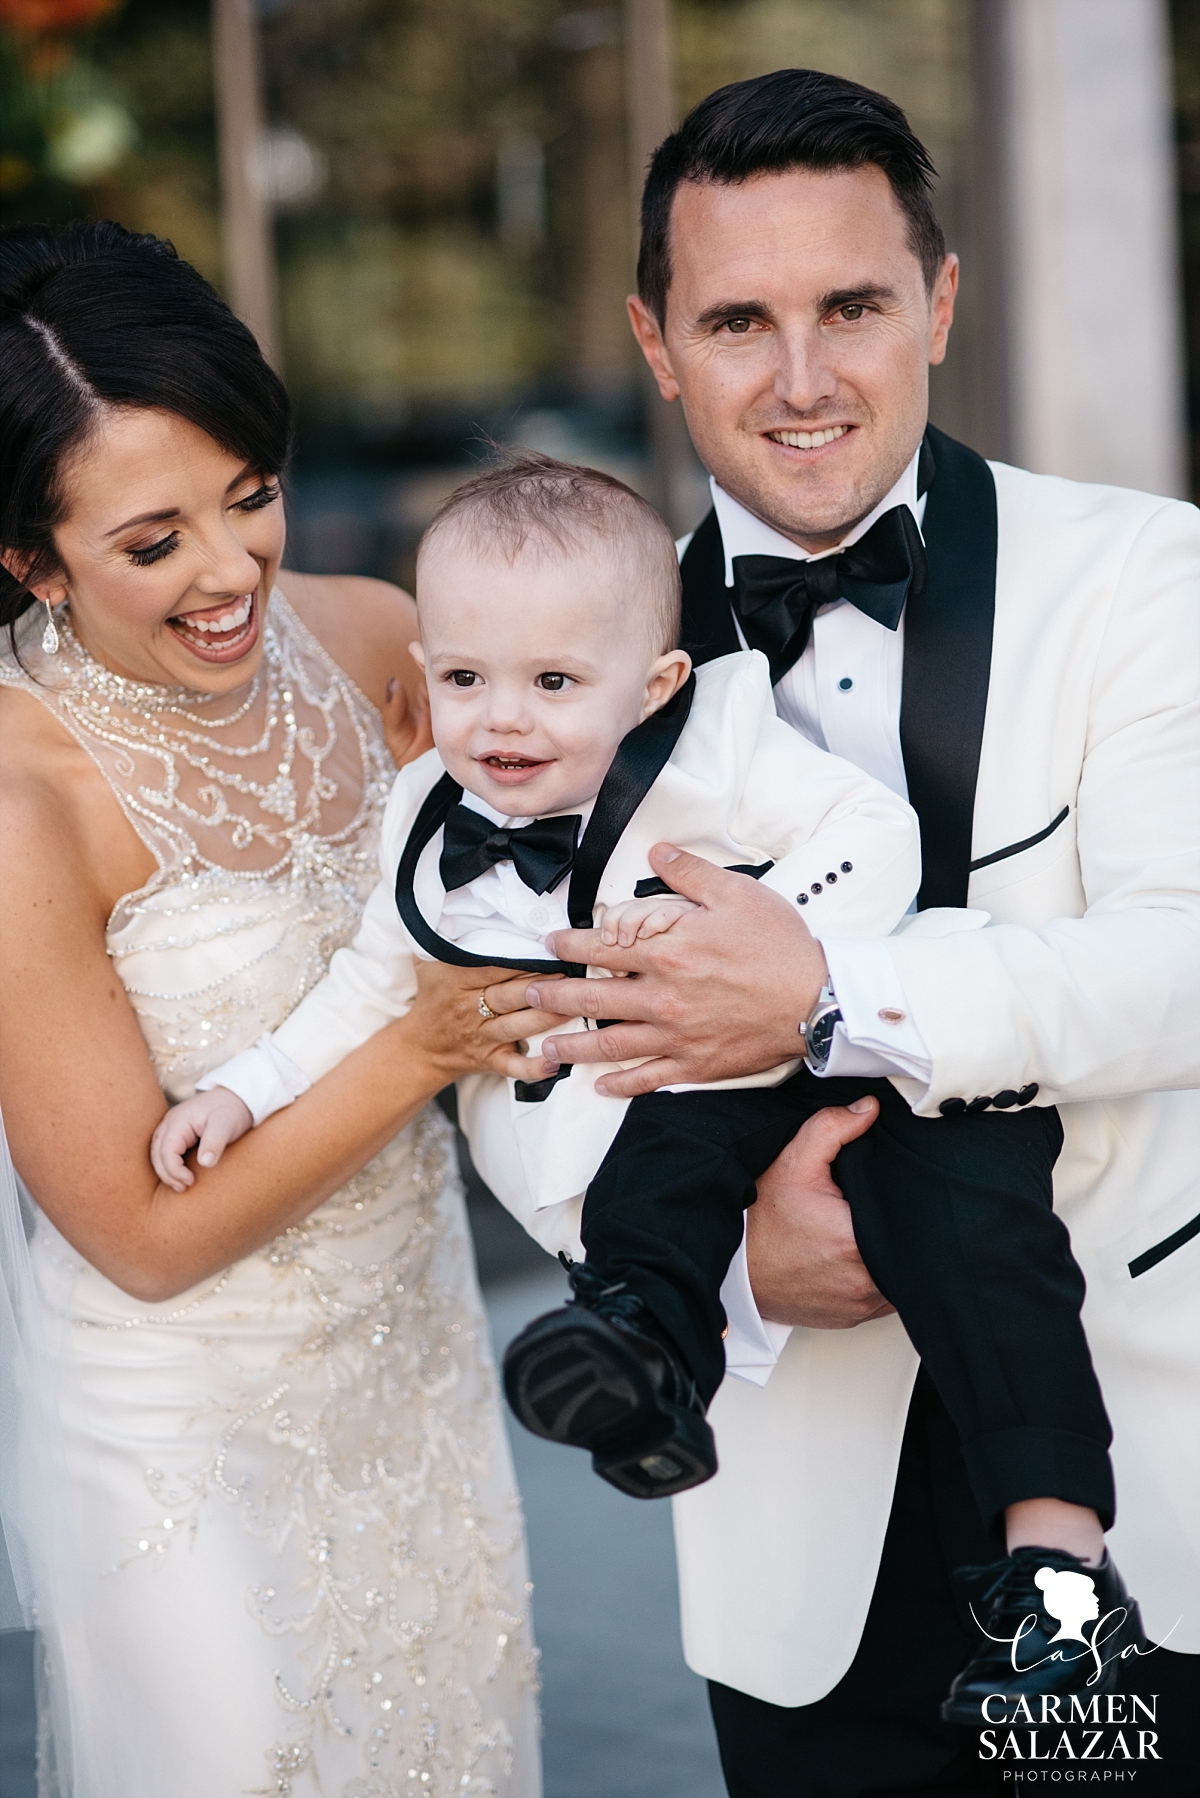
[680,510,740,665]
[394,772,578,974]
[567,673,696,928]
[901,425,998,909]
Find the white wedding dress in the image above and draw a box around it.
[0,597,540,1798]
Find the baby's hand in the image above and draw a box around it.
[598,894,700,948]
[150,1088,254,1192]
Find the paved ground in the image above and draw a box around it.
[487,1265,725,1798]
[0,1632,34,1798]
[0,1175,726,1796]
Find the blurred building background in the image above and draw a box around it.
[1,6,1197,1793]
[2,0,1196,589]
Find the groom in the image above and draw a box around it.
[523,70,1200,1795]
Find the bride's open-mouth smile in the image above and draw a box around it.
[166,589,260,664]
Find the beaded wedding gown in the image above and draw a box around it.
[0,596,540,1798]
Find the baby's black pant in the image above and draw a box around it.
[580,1068,1114,1530]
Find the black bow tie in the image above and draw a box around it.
[439,805,582,895]
[732,504,927,684]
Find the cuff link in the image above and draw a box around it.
[878,1008,906,1025]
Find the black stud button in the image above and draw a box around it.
[797,893,809,905]
[838,677,854,691]
[825,871,838,883]
[992,1089,1019,1109]
[1017,1082,1039,1105]
[939,1097,967,1117]
[964,1096,992,1114]
[841,862,853,873]
[811,882,822,894]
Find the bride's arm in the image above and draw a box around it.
[0,783,554,1304]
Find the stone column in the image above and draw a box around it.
[213,0,282,372]
[623,0,704,531]
[993,0,1186,495]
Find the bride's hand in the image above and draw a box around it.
[404,960,566,1084]
[381,675,434,769]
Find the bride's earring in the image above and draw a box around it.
[40,597,60,656]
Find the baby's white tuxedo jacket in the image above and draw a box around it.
[237,650,918,1256]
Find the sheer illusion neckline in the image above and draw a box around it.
[1,591,396,914]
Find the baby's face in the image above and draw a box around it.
[414,537,689,817]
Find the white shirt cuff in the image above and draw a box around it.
[195,1035,313,1127]
[814,938,933,1082]
[719,1229,793,1387]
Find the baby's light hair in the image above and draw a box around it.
[417,449,682,655]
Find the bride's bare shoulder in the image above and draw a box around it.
[0,685,154,908]
[276,571,421,711]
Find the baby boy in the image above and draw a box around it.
[153,453,1139,1715]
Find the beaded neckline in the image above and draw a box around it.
[2,591,396,892]
[54,610,264,720]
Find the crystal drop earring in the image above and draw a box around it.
[41,598,60,656]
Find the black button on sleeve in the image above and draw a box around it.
[939,1097,967,1117]
[964,1096,992,1114]
[825,871,838,883]
[797,893,809,905]
[1017,1082,1039,1105]
[810,882,823,894]
[840,862,853,873]
[992,1089,1019,1109]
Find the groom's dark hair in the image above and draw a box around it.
[638,68,945,323]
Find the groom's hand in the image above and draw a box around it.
[747,1099,896,1329]
[528,844,829,1096]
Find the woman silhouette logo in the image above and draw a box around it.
[1035,1567,1100,1643]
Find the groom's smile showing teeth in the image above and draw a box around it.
[765,424,850,450]
[167,592,259,662]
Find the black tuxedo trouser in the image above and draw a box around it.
[581,1068,1115,1527]
[707,1374,1198,1798]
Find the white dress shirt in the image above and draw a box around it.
[702,456,932,1085]
[696,453,936,1381]
[437,791,591,961]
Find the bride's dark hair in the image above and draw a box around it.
[0,219,292,637]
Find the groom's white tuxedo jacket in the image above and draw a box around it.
[669,430,1200,1705]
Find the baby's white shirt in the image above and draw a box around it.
[437,791,595,963]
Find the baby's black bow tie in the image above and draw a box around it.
[732,503,927,684]
[439,805,582,895]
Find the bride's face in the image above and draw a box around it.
[40,406,286,688]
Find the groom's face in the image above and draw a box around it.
[629,164,958,550]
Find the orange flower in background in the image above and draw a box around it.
[0,0,120,32]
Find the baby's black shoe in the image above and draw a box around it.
[502,1256,717,1499]
[941,1545,1146,1726]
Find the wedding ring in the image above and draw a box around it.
[478,995,498,1021]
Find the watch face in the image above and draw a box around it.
[809,1009,841,1063]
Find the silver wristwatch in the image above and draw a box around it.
[798,984,843,1072]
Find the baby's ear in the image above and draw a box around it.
[407,640,426,669]
[641,649,692,719]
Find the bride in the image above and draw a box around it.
[0,221,551,1797]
